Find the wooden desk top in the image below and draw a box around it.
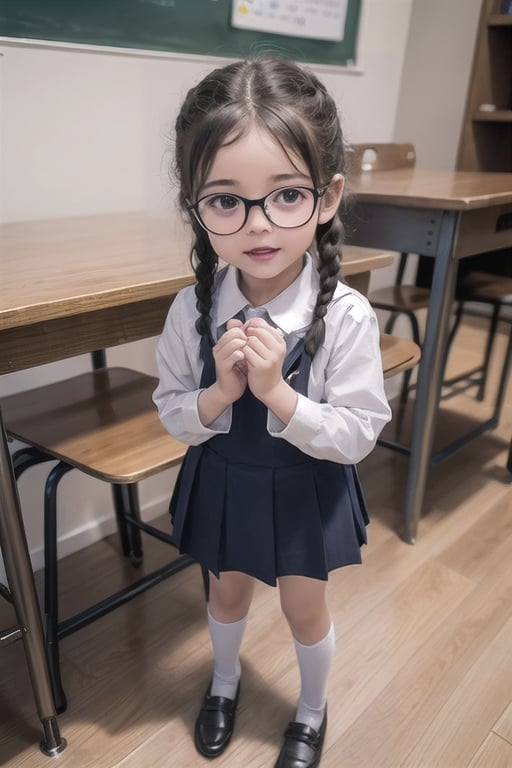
[0,211,392,333]
[349,168,512,211]
[0,212,194,331]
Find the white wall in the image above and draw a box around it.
[393,0,482,169]
[0,0,416,571]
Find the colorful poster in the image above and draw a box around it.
[231,0,348,42]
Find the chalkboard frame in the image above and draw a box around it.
[0,1,362,67]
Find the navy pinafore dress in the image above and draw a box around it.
[169,328,369,586]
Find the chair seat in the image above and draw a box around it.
[380,334,421,379]
[370,284,432,312]
[2,367,186,483]
[460,271,512,302]
[342,245,395,274]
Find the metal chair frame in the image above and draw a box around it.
[5,351,195,713]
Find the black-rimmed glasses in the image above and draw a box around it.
[187,185,328,236]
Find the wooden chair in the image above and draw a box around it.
[347,143,430,403]
[342,243,421,384]
[443,265,512,400]
[372,331,423,457]
[454,270,512,473]
[1,354,190,713]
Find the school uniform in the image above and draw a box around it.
[153,253,391,586]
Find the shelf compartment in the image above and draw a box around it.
[488,14,512,26]
[473,109,512,122]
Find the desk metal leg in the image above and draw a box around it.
[0,411,66,756]
[403,211,459,543]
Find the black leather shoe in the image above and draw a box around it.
[194,682,240,759]
[274,709,327,768]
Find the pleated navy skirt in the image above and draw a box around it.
[169,335,369,586]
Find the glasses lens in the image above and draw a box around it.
[197,194,245,235]
[265,187,316,228]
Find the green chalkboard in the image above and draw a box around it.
[0,1,361,67]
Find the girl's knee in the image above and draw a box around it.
[208,571,254,621]
[281,598,323,635]
[279,577,329,640]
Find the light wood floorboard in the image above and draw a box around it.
[1,316,511,767]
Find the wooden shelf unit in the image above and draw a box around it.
[457,0,512,171]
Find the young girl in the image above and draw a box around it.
[153,56,391,768]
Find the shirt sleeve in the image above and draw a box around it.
[152,289,232,445]
[267,295,392,464]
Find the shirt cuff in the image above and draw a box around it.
[182,390,233,435]
[267,393,316,441]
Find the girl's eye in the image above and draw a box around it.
[272,187,306,206]
[206,194,240,211]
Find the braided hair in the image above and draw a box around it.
[173,55,347,357]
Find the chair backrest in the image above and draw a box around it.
[348,142,416,175]
[348,143,417,287]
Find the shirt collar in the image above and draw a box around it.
[214,253,318,335]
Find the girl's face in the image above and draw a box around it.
[195,124,343,306]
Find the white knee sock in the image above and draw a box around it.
[208,607,247,699]
[293,622,335,731]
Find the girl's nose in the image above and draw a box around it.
[245,204,273,233]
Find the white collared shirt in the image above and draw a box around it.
[153,254,392,465]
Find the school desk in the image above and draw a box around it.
[0,210,392,751]
[347,168,512,544]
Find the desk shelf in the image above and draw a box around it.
[472,110,512,122]
[487,13,512,25]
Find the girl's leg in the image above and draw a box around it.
[207,570,255,697]
[275,576,333,767]
[194,571,254,759]
[279,575,334,729]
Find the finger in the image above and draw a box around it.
[243,317,280,338]
[219,327,247,345]
[242,316,268,329]
[243,343,265,367]
[245,326,286,355]
[216,330,246,357]
[217,348,248,379]
[245,322,284,343]
[216,327,247,351]
[230,348,247,369]
[226,318,245,331]
[214,337,247,365]
[244,316,284,335]
[244,335,283,365]
[234,357,248,376]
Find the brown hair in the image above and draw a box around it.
[173,55,346,356]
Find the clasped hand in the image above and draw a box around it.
[213,317,287,405]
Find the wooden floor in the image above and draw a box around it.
[1,317,511,768]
